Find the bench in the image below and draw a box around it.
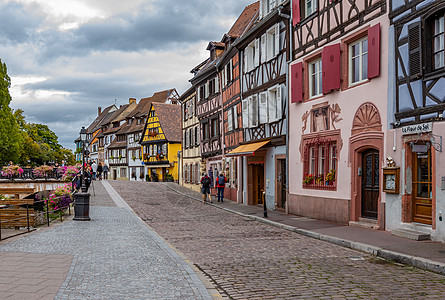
[0,208,35,228]
[0,188,35,200]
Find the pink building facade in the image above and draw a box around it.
[288,0,389,228]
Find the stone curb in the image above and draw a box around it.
[162,183,445,276]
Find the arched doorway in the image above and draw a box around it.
[349,103,384,228]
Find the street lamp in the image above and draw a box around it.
[74,127,91,221]
[80,127,87,193]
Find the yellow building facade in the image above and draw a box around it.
[140,103,181,182]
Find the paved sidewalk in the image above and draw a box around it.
[0,181,214,300]
[163,182,445,276]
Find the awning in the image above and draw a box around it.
[226,140,270,157]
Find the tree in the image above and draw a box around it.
[0,60,22,164]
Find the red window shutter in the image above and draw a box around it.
[291,62,303,103]
[368,23,380,79]
[292,0,301,26]
[322,44,341,94]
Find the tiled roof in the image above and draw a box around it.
[86,105,116,133]
[152,103,181,142]
[108,139,127,149]
[228,2,260,38]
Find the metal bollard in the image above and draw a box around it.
[263,191,267,218]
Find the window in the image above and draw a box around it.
[266,24,280,61]
[227,108,233,132]
[303,140,337,190]
[305,0,317,17]
[120,168,126,178]
[434,15,444,69]
[162,143,167,155]
[249,95,258,128]
[268,85,282,122]
[245,40,259,72]
[309,58,322,98]
[349,37,368,85]
[211,118,219,137]
[189,128,193,147]
[195,126,199,145]
[203,122,209,140]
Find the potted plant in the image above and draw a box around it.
[325,169,336,185]
[303,174,314,185]
[132,156,136,161]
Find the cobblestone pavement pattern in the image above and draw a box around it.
[0,181,212,300]
[109,180,445,299]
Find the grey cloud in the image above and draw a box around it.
[0,2,45,44]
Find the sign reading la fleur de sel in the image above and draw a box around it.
[401,122,432,135]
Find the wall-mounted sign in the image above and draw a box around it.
[383,167,400,194]
[401,122,432,135]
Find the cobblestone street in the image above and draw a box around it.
[110,180,445,299]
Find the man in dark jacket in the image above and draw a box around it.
[215,173,227,202]
[200,173,212,204]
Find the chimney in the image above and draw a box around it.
[98,107,102,116]
[129,98,136,105]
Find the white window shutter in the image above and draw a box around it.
[269,88,277,122]
[230,59,233,81]
[249,95,258,128]
[242,99,249,128]
[205,82,209,98]
[276,85,282,120]
[244,51,248,73]
[233,106,238,129]
[261,34,267,64]
[215,75,220,93]
[259,92,268,124]
[191,99,194,117]
[254,39,260,67]
[259,0,263,19]
[227,108,233,132]
[186,130,189,148]
[275,24,280,57]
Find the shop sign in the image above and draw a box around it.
[401,122,432,135]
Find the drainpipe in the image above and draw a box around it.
[283,3,292,215]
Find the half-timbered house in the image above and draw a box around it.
[191,42,225,190]
[227,0,290,209]
[218,2,259,202]
[180,86,201,192]
[140,103,181,182]
[288,0,388,227]
[384,0,445,241]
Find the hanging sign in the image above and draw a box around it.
[401,122,432,135]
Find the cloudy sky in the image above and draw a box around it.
[0,0,255,150]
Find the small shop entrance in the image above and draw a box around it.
[276,159,286,210]
[412,147,432,225]
[361,149,379,219]
[250,164,264,205]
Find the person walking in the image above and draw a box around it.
[102,163,109,180]
[200,173,212,204]
[91,161,98,180]
[97,163,103,180]
[215,173,227,202]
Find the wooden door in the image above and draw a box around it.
[251,164,264,205]
[413,148,432,225]
[361,150,379,219]
[276,159,286,210]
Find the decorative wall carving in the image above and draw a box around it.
[351,102,382,135]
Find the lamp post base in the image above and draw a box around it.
[73,192,91,221]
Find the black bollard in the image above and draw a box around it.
[263,191,267,218]
[73,192,91,221]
